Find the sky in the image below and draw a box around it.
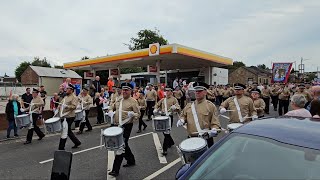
[0,0,319,76]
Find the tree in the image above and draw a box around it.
[257,64,267,69]
[15,61,31,82]
[31,57,51,67]
[225,61,246,70]
[125,28,169,51]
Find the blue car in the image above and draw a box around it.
[176,117,320,180]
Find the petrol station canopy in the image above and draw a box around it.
[63,43,233,71]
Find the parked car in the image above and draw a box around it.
[176,117,320,180]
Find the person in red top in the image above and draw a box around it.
[158,85,165,101]
[107,76,115,96]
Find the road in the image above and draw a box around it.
[0,106,279,180]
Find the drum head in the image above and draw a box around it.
[75,110,82,113]
[103,127,123,136]
[179,137,207,152]
[227,123,243,130]
[154,116,169,121]
[45,117,61,123]
[17,114,29,118]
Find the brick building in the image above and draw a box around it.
[229,66,272,85]
[21,66,82,95]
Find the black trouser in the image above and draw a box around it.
[58,117,81,150]
[26,113,45,142]
[97,107,104,124]
[138,110,147,131]
[180,98,186,109]
[79,110,92,132]
[75,121,80,128]
[271,95,279,110]
[278,99,289,116]
[217,95,223,106]
[262,97,270,114]
[146,101,155,120]
[112,123,135,173]
[162,115,174,152]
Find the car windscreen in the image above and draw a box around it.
[188,134,320,180]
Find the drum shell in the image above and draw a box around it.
[104,113,111,124]
[75,110,84,121]
[180,146,207,164]
[153,117,170,132]
[16,114,31,127]
[103,129,124,150]
[45,118,62,133]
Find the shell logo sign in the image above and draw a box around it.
[149,43,160,56]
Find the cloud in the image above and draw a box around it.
[0,0,319,76]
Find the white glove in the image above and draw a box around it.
[108,111,115,117]
[220,108,227,114]
[208,128,217,138]
[127,111,134,118]
[170,105,177,110]
[176,119,185,127]
[252,115,258,120]
[62,104,68,108]
[20,108,25,112]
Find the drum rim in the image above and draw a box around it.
[75,110,83,113]
[103,127,123,136]
[45,117,61,123]
[16,114,29,117]
[179,137,207,152]
[227,123,243,129]
[154,116,169,120]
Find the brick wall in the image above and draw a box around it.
[229,67,258,85]
[21,66,38,85]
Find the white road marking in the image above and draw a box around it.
[143,158,181,180]
[152,133,167,164]
[39,131,152,164]
[107,151,116,180]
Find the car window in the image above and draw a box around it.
[188,134,320,180]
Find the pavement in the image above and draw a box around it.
[0,104,280,180]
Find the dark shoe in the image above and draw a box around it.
[77,131,83,135]
[72,143,81,149]
[6,135,10,139]
[85,128,92,132]
[24,141,31,145]
[136,130,141,133]
[123,163,135,167]
[162,151,167,156]
[143,125,147,130]
[266,112,269,114]
[14,134,19,137]
[108,171,119,177]
[146,119,151,121]
[38,135,45,140]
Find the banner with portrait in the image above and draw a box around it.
[271,63,293,83]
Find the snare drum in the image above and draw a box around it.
[75,110,84,121]
[178,137,208,164]
[103,127,124,150]
[104,112,111,124]
[16,114,31,127]
[153,116,170,132]
[45,117,62,133]
[227,123,243,132]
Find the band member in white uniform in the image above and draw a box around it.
[154,86,180,155]
[107,83,140,177]
[24,88,46,145]
[58,84,81,150]
[78,87,93,134]
[177,82,220,147]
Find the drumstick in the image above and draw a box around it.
[219,114,230,120]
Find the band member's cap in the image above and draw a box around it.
[193,82,209,90]
[234,83,246,90]
[250,89,261,94]
[32,88,39,93]
[298,84,305,88]
[83,87,89,91]
[165,86,173,91]
[121,83,133,90]
[67,83,75,90]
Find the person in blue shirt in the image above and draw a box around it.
[5,94,22,138]
[130,78,136,89]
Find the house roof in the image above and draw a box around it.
[29,66,81,78]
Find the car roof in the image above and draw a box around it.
[234,117,320,150]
